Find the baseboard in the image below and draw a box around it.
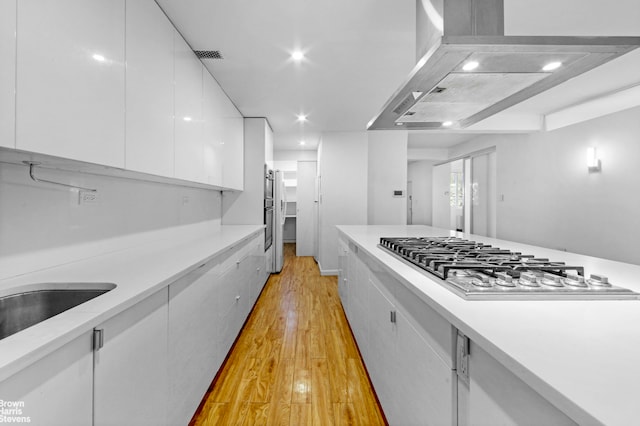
[319,264,339,276]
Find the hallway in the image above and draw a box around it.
[191,244,386,425]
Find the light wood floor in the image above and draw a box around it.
[190,243,386,425]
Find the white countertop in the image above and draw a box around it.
[0,221,264,383]
[337,225,640,426]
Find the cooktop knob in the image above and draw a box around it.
[519,272,540,287]
[540,273,563,287]
[587,274,612,287]
[495,272,516,287]
[563,274,587,287]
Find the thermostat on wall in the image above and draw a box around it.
[392,190,405,197]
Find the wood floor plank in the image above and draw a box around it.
[242,402,269,426]
[311,358,334,426]
[290,403,312,425]
[291,368,311,404]
[190,243,386,426]
[266,402,291,426]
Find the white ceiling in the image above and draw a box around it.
[155,0,640,151]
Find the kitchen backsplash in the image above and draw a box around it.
[0,162,222,256]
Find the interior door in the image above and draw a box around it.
[471,151,497,237]
[432,163,452,230]
[296,160,317,256]
[407,180,413,225]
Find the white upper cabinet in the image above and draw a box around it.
[0,0,15,149]
[202,71,223,186]
[10,0,243,189]
[221,95,244,190]
[174,34,204,183]
[125,0,175,177]
[16,0,126,168]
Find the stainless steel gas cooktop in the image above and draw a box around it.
[379,237,640,300]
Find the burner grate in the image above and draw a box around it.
[378,237,639,300]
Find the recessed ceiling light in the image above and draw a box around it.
[395,122,404,126]
[92,54,106,62]
[462,61,479,71]
[542,61,562,71]
[183,116,192,122]
[442,121,453,127]
[291,50,305,62]
[297,114,307,122]
[299,141,306,145]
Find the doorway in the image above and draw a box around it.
[431,149,496,237]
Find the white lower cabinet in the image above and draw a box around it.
[349,250,370,363]
[0,332,93,426]
[337,240,349,307]
[93,289,169,426]
[168,232,266,425]
[338,237,578,426]
[217,251,253,357]
[457,343,576,426]
[367,272,455,426]
[168,262,222,426]
[0,233,267,426]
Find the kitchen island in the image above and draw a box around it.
[0,221,267,425]
[337,225,640,426]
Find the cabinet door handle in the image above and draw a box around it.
[93,328,104,351]
[390,311,397,323]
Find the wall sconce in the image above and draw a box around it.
[586,147,601,172]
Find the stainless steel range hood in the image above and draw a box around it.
[367,0,640,130]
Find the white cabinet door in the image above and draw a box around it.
[0,0,15,149]
[349,252,370,362]
[344,244,358,325]
[0,332,93,426]
[221,115,244,190]
[217,262,241,357]
[367,273,455,426]
[174,35,204,183]
[337,239,349,308]
[168,262,222,426]
[366,276,397,419]
[202,71,223,186]
[16,0,125,168]
[94,289,168,426]
[125,0,175,177]
[250,235,268,303]
[394,309,455,426]
[458,343,576,426]
[220,93,243,190]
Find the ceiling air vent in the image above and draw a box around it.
[194,50,223,59]
[392,93,417,115]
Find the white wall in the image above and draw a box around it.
[0,162,221,256]
[273,149,317,162]
[367,131,408,225]
[317,132,368,274]
[504,0,640,36]
[222,117,271,224]
[449,106,640,265]
[408,160,435,225]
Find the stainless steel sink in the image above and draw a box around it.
[0,283,116,341]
